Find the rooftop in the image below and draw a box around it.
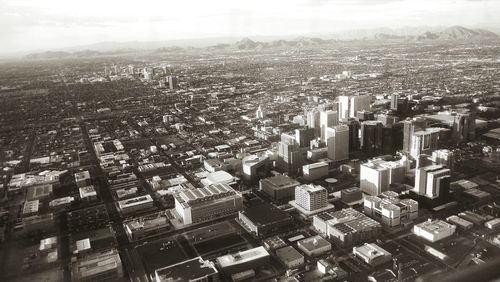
[155,256,218,282]
[217,246,269,268]
[239,203,293,226]
[260,174,300,189]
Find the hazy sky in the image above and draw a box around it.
[0,0,499,54]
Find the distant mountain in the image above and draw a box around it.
[232,37,335,50]
[23,25,500,59]
[26,51,72,59]
[416,26,498,41]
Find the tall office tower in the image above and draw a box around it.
[168,75,178,89]
[382,123,403,155]
[143,68,152,81]
[403,117,427,154]
[414,164,451,199]
[410,128,440,158]
[277,136,306,176]
[360,158,407,196]
[452,113,476,143]
[339,95,371,120]
[390,94,399,110]
[343,119,360,151]
[339,96,351,120]
[256,105,265,119]
[351,95,371,118]
[360,121,384,157]
[320,110,339,141]
[295,128,315,148]
[306,109,321,137]
[325,125,349,161]
[128,65,135,75]
[295,184,328,211]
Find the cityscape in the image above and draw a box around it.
[1,1,500,282]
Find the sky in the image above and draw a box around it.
[0,0,499,54]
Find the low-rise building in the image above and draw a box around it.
[174,183,243,225]
[117,195,154,215]
[71,248,123,282]
[363,193,418,226]
[313,208,381,246]
[353,243,392,266]
[216,246,270,275]
[259,174,300,201]
[154,256,219,282]
[297,235,331,256]
[413,219,456,242]
[302,161,329,181]
[238,203,294,237]
[123,213,170,241]
[275,246,304,269]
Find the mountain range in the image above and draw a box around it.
[25,26,499,59]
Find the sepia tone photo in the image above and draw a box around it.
[0,0,500,281]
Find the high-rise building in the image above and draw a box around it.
[295,184,328,212]
[306,109,321,137]
[256,105,265,119]
[167,75,178,89]
[452,113,476,143]
[377,114,398,127]
[360,158,407,195]
[382,123,403,155]
[325,125,349,161]
[343,119,360,151]
[410,128,440,158]
[277,141,306,176]
[295,128,315,148]
[320,111,339,141]
[390,93,399,110]
[414,164,451,199]
[360,121,383,156]
[339,95,371,119]
[403,117,427,153]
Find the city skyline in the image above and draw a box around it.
[1,0,500,54]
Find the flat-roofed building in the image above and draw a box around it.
[353,243,392,266]
[238,203,294,237]
[71,248,123,282]
[154,256,219,282]
[26,184,53,201]
[123,212,170,241]
[413,219,456,242]
[360,158,406,196]
[216,246,270,275]
[364,194,418,227]
[174,183,243,225]
[303,162,329,181]
[79,185,97,201]
[313,208,381,246]
[275,246,304,269]
[341,187,362,205]
[75,170,92,188]
[446,215,473,230]
[294,184,328,212]
[297,235,331,256]
[117,195,154,215]
[259,175,300,201]
[414,164,450,200]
